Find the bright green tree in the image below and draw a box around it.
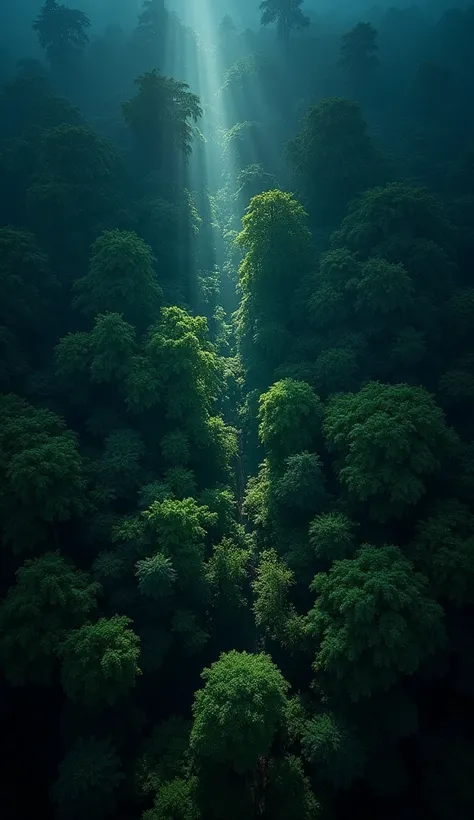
[258,379,323,466]
[236,191,313,385]
[253,549,304,649]
[189,650,289,774]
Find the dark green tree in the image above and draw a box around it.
[236,190,313,387]
[287,98,384,225]
[260,0,310,54]
[0,553,99,685]
[33,0,91,71]
[123,70,202,173]
[59,615,141,707]
[308,545,446,700]
[51,737,124,820]
[324,381,457,520]
[73,229,162,328]
[339,22,379,83]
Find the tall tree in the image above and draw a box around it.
[259,0,310,54]
[33,0,91,72]
[123,69,202,176]
[339,22,379,84]
[287,97,384,226]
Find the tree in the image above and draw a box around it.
[33,0,91,71]
[264,755,320,820]
[137,0,166,38]
[51,737,124,820]
[127,306,222,423]
[73,229,162,329]
[219,15,237,38]
[258,379,323,467]
[339,22,379,84]
[59,615,141,707]
[136,552,177,600]
[0,61,81,140]
[236,191,313,386]
[0,227,55,330]
[0,394,86,550]
[0,228,56,388]
[253,549,303,648]
[309,512,356,564]
[331,182,453,261]
[260,0,310,54]
[94,429,145,499]
[273,452,327,515]
[144,778,199,820]
[0,553,99,685]
[412,501,474,606]
[206,536,250,615]
[308,545,446,700]
[123,70,202,173]
[26,125,127,273]
[324,381,457,520]
[135,0,167,53]
[36,124,122,187]
[287,98,384,225]
[190,650,289,773]
[302,711,367,788]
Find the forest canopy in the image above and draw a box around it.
[1,1,474,819]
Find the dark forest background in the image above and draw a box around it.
[1,2,474,819]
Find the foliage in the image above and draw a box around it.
[324,382,456,520]
[190,650,289,774]
[339,23,379,81]
[34,0,91,69]
[144,778,200,820]
[302,711,366,788]
[73,229,162,328]
[309,512,356,563]
[253,549,303,648]
[260,0,310,51]
[308,545,446,700]
[259,379,323,465]
[136,552,177,600]
[0,553,99,685]
[2,5,474,819]
[59,615,141,707]
[287,97,384,224]
[412,501,474,606]
[0,395,86,548]
[123,70,202,170]
[51,737,124,820]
